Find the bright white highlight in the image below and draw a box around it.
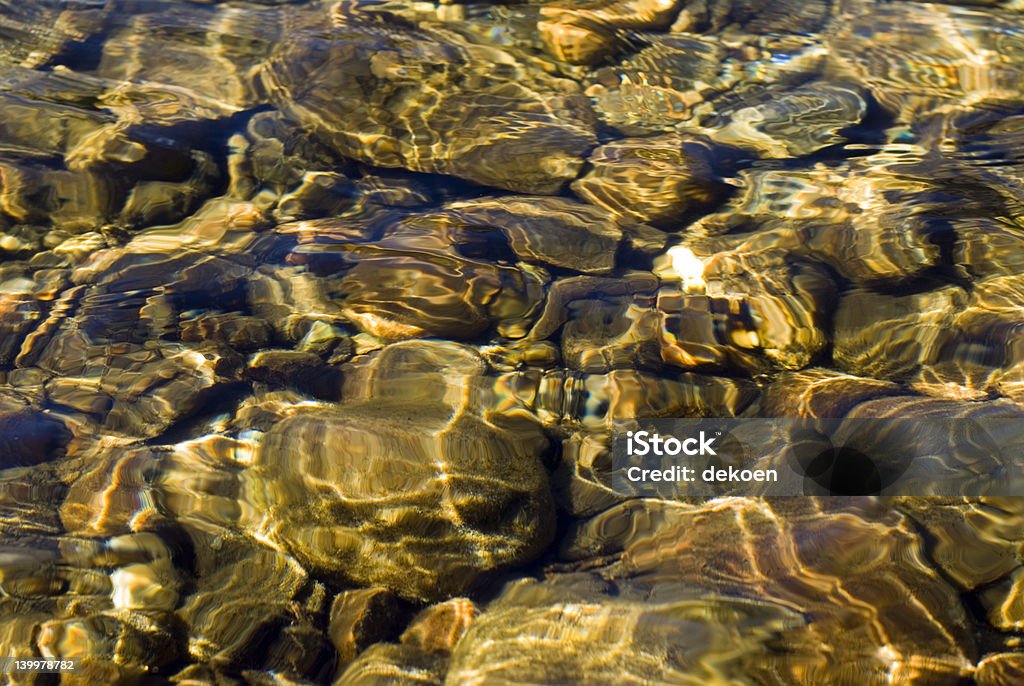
[666,245,706,292]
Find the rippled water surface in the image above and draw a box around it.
[2,0,1024,683]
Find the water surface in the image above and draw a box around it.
[1,0,1024,684]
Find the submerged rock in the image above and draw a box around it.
[571,135,728,228]
[551,498,976,685]
[894,497,1024,593]
[659,248,835,372]
[976,653,1024,686]
[835,276,1024,405]
[249,397,554,601]
[443,195,666,275]
[261,12,596,194]
[446,497,981,684]
[526,368,759,430]
[447,570,804,685]
[400,598,478,655]
[560,298,664,373]
[329,588,411,671]
[827,2,1024,121]
[539,10,624,66]
[0,531,185,684]
[710,82,867,157]
[954,219,1024,281]
[584,33,728,133]
[336,248,546,342]
[834,286,964,380]
[334,643,446,686]
[761,368,903,418]
[176,539,326,676]
[0,393,71,468]
[281,213,550,341]
[683,159,953,286]
[538,0,685,67]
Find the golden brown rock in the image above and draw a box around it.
[585,33,727,133]
[539,13,623,66]
[247,398,554,601]
[762,369,904,418]
[329,588,410,668]
[982,567,1024,631]
[176,540,317,670]
[976,653,1024,686]
[443,195,644,275]
[834,286,964,380]
[261,14,596,194]
[333,643,445,686]
[895,497,1024,591]
[659,248,835,372]
[572,135,727,228]
[400,598,478,654]
[560,298,663,373]
[828,2,1024,121]
[683,160,948,286]
[551,498,975,685]
[711,82,867,157]
[0,532,185,684]
[448,571,795,685]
